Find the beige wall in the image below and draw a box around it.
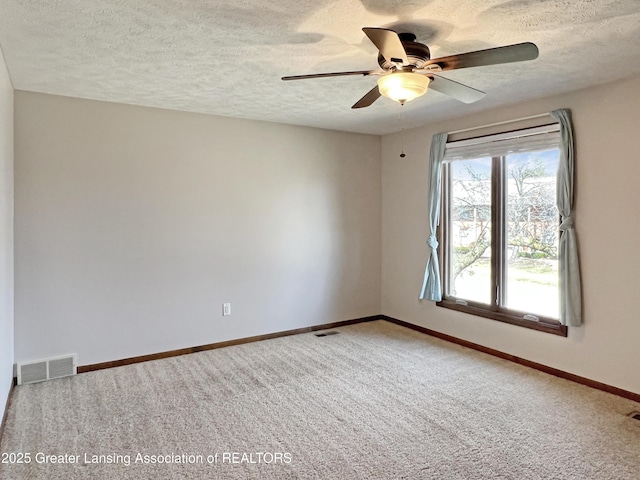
[381,74,640,395]
[14,92,381,366]
[0,48,13,410]
[12,75,640,395]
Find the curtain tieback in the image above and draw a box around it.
[559,215,574,230]
[427,235,439,250]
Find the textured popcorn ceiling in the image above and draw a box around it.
[0,0,639,135]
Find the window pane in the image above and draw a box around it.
[505,150,559,318]
[448,158,492,304]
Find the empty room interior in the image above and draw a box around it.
[1,1,640,479]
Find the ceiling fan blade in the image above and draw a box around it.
[428,75,485,104]
[362,27,409,65]
[282,70,380,81]
[425,42,539,71]
[352,85,381,109]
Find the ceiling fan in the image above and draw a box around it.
[282,27,539,109]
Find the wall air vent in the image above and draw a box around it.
[17,355,77,385]
[315,331,340,337]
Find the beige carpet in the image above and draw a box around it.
[1,320,639,479]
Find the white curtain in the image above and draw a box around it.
[552,109,582,326]
[419,132,447,301]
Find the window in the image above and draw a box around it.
[437,125,567,336]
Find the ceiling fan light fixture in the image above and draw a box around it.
[377,72,430,104]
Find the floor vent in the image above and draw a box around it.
[17,355,77,385]
[315,331,340,337]
[628,411,640,421]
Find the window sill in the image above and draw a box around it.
[436,300,568,337]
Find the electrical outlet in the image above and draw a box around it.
[222,303,231,316]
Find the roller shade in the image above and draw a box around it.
[443,124,561,162]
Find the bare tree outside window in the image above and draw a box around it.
[449,157,492,304]
[506,152,559,317]
[446,150,559,317]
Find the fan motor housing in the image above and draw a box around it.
[378,33,431,70]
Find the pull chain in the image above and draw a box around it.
[400,103,406,158]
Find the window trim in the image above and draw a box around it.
[438,148,567,337]
[436,299,568,336]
